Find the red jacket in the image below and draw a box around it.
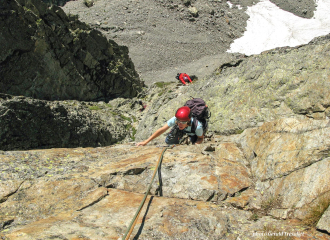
[178,73,192,85]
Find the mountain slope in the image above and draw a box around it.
[0,0,144,101]
[62,0,317,85]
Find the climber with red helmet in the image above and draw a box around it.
[136,106,204,146]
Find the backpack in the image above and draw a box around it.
[175,73,185,81]
[184,98,211,134]
[175,73,192,85]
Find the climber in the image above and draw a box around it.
[138,99,146,112]
[176,73,193,85]
[136,106,204,146]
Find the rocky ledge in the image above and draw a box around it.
[0,93,147,150]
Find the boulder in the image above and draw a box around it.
[188,6,199,17]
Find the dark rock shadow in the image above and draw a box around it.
[42,0,71,7]
[157,164,163,197]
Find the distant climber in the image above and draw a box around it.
[176,73,193,85]
[137,98,210,146]
[138,99,146,112]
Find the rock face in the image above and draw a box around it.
[0,0,144,101]
[0,0,147,150]
[237,118,330,217]
[0,94,143,150]
[0,117,329,239]
[135,34,330,142]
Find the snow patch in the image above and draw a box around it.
[227,0,330,55]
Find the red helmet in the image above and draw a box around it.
[175,106,191,121]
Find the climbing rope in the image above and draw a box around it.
[122,145,174,240]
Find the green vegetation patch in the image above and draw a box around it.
[234,129,244,134]
[106,103,113,108]
[36,18,42,25]
[111,111,118,115]
[88,105,102,110]
[131,127,137,141]
[120,115,131,122]
[131,115,137,123]
[154,82,172,88]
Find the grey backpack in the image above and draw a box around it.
[184,98,211,134]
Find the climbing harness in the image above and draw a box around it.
[122,145,175,240]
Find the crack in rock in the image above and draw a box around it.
[77,190,109,211]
